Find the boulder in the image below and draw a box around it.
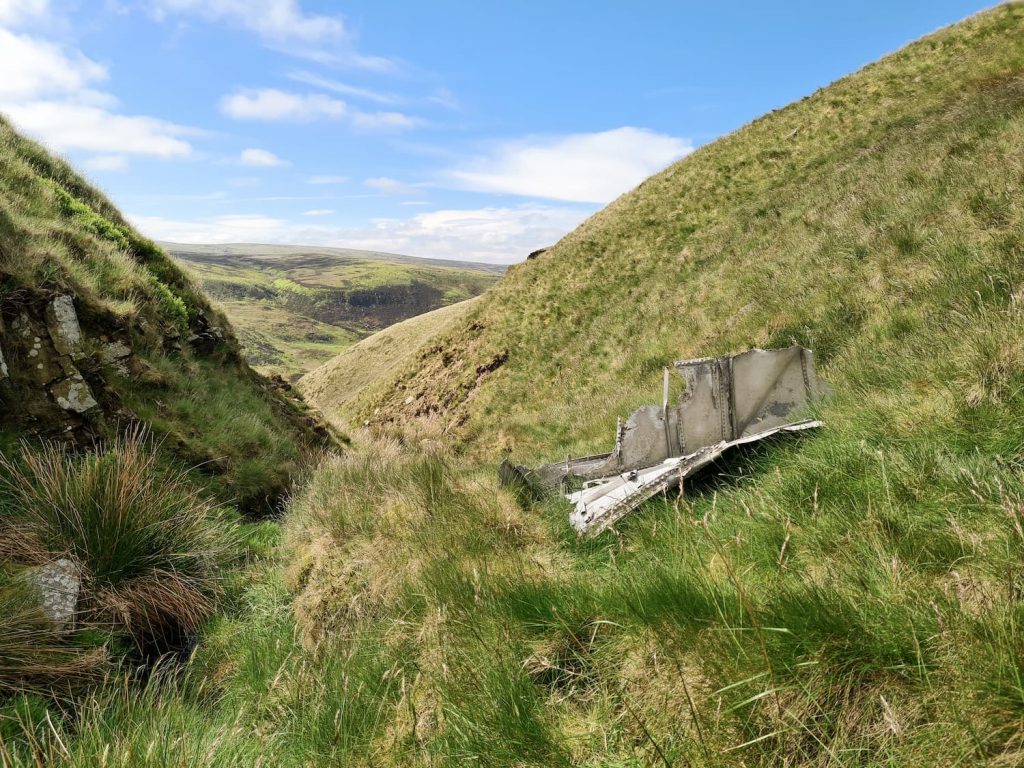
[46,295,84,359]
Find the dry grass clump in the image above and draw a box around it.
[0,582,105,698]
[0,430,235,645]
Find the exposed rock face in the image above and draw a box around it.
[51,374,98,414]
[99,339,132,376]
[46,295,84,359]
[29,559,81,627]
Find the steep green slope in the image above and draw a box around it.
[337,4,1024,466]
[300,298,481,430]
[168,243,502,380]
[0,118,329,511]
[266,5,1024,766]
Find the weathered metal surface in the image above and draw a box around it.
[499,346,829,535]
[568,420,821,535]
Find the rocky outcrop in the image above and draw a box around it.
[1,291,114,438]
[51,374,99,414]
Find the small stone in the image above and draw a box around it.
[27,559,81,627]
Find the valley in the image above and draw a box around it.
[3,4,1024,767]
[167,243,503,380]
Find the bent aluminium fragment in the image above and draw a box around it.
[499,346,830,536]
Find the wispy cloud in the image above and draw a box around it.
[306,175,348,185]
[287,71,398,105]
[3,100,194,156]
[0,28,106,101]
[238,147,288,167]
[0,0,50,27]
[364,176,420,194]
[220,88,420,131]
[151,0,395,71]
[302,208,334,216]
[449,127,693,204]
[81,154,128,172]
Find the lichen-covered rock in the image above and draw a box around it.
[99,339,132,376]
[29,559,80,627]
[51,374,98,413]
[46,295,84,359]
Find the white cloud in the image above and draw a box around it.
[364,176,416,194]
[2,101,193,156]
[302,209,334,217]
[0,0,50,26]
[152,0,394,71]
[0,26,198,160]
[130,213,292,244]
[220,88,345,121]
[154,0,343,44]
[130,204,591,264]
[450,127,693,204]
[220,88,420,131]
[239,147,287,167]
[307,175,348,185]
[0,28,107,100]
[82,154,128,172]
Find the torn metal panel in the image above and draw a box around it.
[568,420,821,535]
[499,346,828,535]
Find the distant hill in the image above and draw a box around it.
[165,242,503,380]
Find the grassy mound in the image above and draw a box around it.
[299,298,482,430]
[274,4,1024,765]
[0,115,329,510]
[0,431,235,646]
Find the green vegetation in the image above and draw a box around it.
[300,297,481,429]
[0,431,235,646]
[168,243,502,380]
[5,5,1024,767]
[118,355,318,511]
[0,114,327,510]
[0,581,104,698]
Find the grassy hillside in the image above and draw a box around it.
[167,243,502,380]
[323,3,1024,467]
[6,5,1024,768]
[0,116,328,511]
[300,297,481,429]
[262,4,1024,765]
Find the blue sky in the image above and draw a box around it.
[0,0,993,263]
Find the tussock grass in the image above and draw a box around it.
[0,430,235,646]
[0,582,105,699]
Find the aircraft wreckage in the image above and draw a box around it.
[499,346,830,536]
